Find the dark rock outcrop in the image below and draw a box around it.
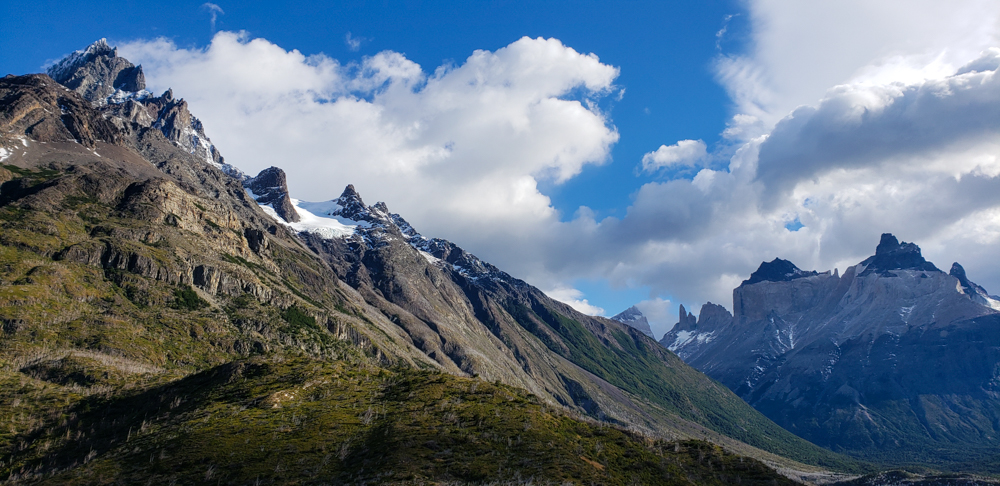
[951,262,1000,309]
[858,233,940,276]
[741,258,819,286]
[245,167,299,222]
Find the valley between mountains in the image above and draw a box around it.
[0,39,997,485]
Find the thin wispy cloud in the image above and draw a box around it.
[344,32,363,52]
[202,3,224,31]
[715,14,736,51]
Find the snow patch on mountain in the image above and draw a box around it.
[667,330,716,352]
[296,200,373,230]
[248,190,362,238]
[287,199,359,238]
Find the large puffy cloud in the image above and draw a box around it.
[120,33,619,291]
[601,0,1000,320]
[757,57,1000,200]
[716,0,1000,134]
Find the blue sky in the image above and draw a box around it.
[3,1,1000,338]
[2,0,736,218]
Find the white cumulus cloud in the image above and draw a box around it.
[120,33,619,286]
[545,287,606,316]
[640,139,707,172]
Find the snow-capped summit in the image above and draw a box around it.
[611,306,654,337]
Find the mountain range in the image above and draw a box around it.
[659,233,1000,471]
[0,39,872,484]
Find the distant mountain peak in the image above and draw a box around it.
[741,258,818,287]
[858,232,939,276]
[611,306,653,337]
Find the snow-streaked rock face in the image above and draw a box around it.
[659,303,729,359]
[662,233,1000,458]
[611,305,654,337]
[47,39,146,103]
[47,40,243,179]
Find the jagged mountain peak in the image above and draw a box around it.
[741,258,818,287]
[611,306,653,337]
[659,301,731,357]
[339,184,363,203]
[332,184,387,224]
[677,304,697,331]
[859,232,939,276]
[47,38,146,104]
[44,40,244,180]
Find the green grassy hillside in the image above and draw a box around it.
[1,356,800,485]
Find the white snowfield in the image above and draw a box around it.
[249,192,367,239]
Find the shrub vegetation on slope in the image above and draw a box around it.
[2,356,800,485]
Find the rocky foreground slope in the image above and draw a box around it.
[661,234,1000,471]
[0,40,859,483]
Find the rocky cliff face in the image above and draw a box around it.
[662,233,1000,468]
